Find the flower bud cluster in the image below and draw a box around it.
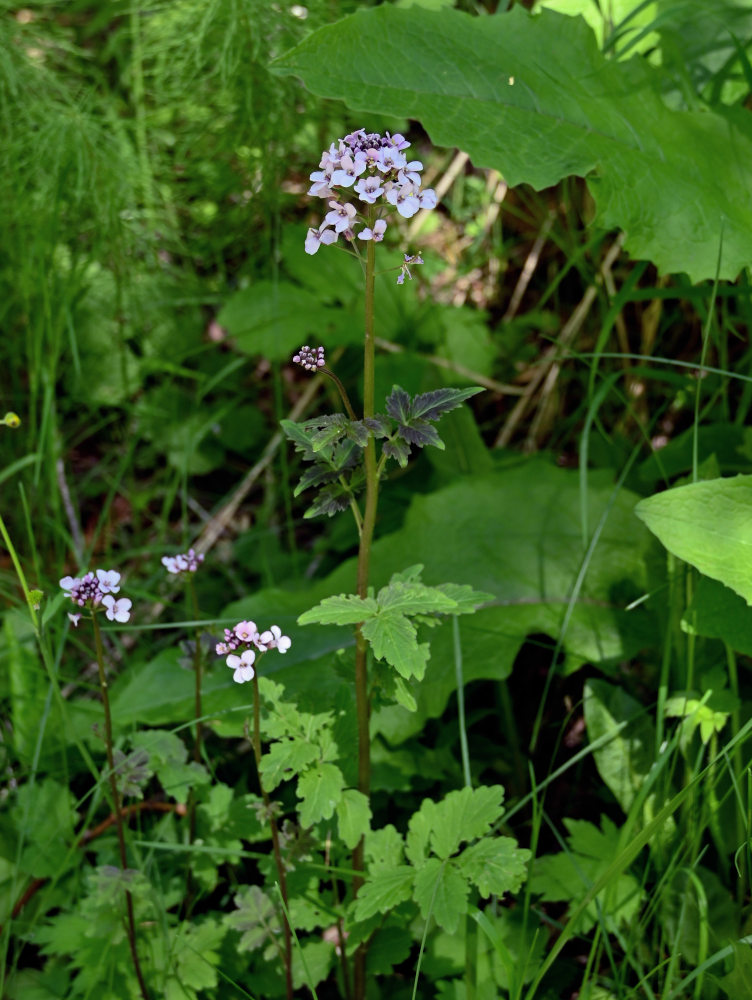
[161,548,204,575]
[305,128,437,259]
[292,345,325,371]
[60,569,132,625]
[216,620,292,684]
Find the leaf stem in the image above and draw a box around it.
[251,672,294,1000]
[91,612,150,1000]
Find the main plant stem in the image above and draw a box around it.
[251,673,294,1000]
[353,212,379,1000]
[92,614,150,1000]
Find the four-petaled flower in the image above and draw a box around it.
[234,620,258,643]
[96,569,121,594]
[102,595,132,623]
[257,625,292,653]
[324,200,357,234]
[358,219,387,242]
[226,649,256,684]
[305,224,337,256]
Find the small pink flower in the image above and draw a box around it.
[234,620,258,643]
[257,625,292,654]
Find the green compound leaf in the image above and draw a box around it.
[361,612,430,680]
[376,577,460,616]
[336,788,373,849]
[457,837,531,898]
[408,786,506,861]
[259,740,320,791]
[353,865,415,922]
[635,475,752,605]
[298,594,378,626]
[296,762,345,828]
[273,5,752,281]
[413,858,469,934]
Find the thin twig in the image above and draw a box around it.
[503,210,556,323]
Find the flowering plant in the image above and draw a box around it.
[304,128,436,276]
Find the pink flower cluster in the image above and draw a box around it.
[60,569,132,625]
[216,620,292,684]
[304,128,437,261]
[161,548,204,575]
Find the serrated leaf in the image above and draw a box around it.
[353,865,415,922]
[376,579,459,616]
[365,415,392,438]
[366,824,406,873]
[382,437,412,468]
[433,786,507,859]
[297,762,345,827]
[259,740,319,790]
[305,483,356,519]
[398,419,443,450]
[360,612,429,680]
[281,418,316,452]
[635,475,752,605]
[529,816,643,934]
[392,675,418,712]
[457,837,531,898]
[298,594,378,627]
[336,789,372,849]
[413,858,469,934]
[406,806,433,867]
[273,5,752,282]
[384,386,412,424]
[433,582,495,613]
[411,386,484,421]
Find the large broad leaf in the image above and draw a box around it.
[635,475,752,605]
[272,5,752,281]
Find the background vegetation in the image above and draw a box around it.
[2,0,752,997]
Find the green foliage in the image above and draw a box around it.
[299,565,491,706]
[4,1,752,997]
[355,785,530,935]
[636,474,752,604]
[530,816,644,934]
[273,4,752,281]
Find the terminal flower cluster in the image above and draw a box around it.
[216,620,292,684]
[304,128,437,266]
[162,548,204,575]
[60,569,132,625]
[292,345,326,371]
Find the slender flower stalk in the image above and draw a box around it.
[216,621,294,996]
[251,673,294,1000]
[91,612,150,1000]
[60,569,148,998]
